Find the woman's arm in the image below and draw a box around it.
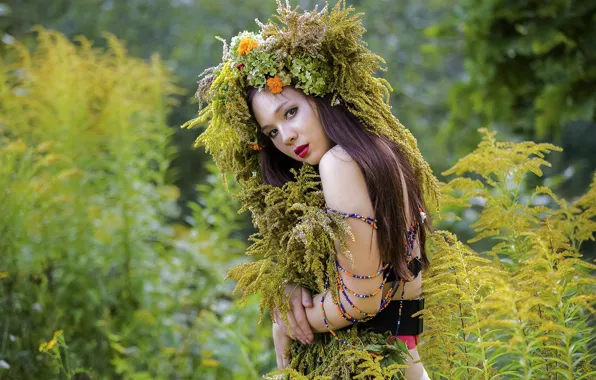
[305,146,386,333]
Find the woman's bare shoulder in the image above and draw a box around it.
[319,146,359,182]
[320,145,352,164]
[319,146,370,211]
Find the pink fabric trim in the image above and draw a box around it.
[397,335,419,349]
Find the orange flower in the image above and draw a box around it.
[267,75,284,94]
[248,143,263,151]
[237,37,259,56]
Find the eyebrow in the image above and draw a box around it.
[260,100,289,131]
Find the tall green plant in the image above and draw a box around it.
[0,29,271,379]
[105,164,274,380]
[0,26,178,376]
[421,130,596,379]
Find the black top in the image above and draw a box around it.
[359,257,424,335]
[357,298,424,335]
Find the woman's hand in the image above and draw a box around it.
[272,321,292,369]
[272,283,314,345]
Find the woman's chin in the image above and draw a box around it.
[304,154,323,166]
[288,150,322,165]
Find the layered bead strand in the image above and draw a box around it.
[320,207,425,353]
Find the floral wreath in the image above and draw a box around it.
[183,0,439,203]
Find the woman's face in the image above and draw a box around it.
[251,87,333,165]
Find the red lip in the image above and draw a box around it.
[294,144,309,158]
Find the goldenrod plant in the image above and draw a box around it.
[420,130,596,379]
[0,29,271,379]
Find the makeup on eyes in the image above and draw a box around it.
[264,106,298,139]
[267,129,278,138]
[284,106,298,118]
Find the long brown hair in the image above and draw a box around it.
[246,88,431,280]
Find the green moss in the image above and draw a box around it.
[271,328,409,379]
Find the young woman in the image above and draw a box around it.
[249,86,431,379]
[183,2,440,378]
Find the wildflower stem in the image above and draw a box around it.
[518,317,529,380]
[62,339,72,379]
[1,316,8,356]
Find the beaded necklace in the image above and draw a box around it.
[325,207,378,229]
[320,290,383,358]
[336,261,389,279]
[321,207,425,353]
[335,274,400,320]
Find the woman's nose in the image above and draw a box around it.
[280,127,297,146]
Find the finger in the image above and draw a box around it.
[275,309,305,343]
[301,288,313,308]
[294,303,314,343]
[287,312,308,344]
[273,309,288,331]
[276,350,283,369]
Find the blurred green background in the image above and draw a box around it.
[0,0,594,379]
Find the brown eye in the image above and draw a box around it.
[285,107,297,119]
[268,128,279,139]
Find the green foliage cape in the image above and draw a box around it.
[183,1,440,377]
